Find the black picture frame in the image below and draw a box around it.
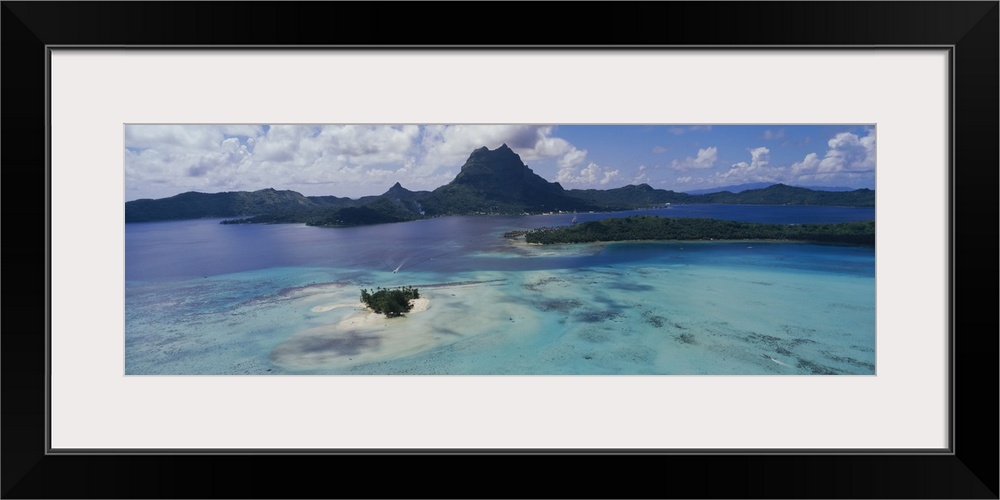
[4,2,997,498]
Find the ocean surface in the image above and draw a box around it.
[125,204,876,375]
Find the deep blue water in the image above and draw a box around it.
[126,204,874,282]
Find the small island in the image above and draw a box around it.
[359,286,421,317]
[520,216,875,246]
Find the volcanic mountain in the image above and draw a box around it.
[420,144,596,214]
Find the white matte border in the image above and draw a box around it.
[50,50,948,450]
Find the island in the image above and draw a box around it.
[359,286,421,317]
[126,144,875,225]
[517,216,875,246]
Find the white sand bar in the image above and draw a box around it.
[270,287,536,371]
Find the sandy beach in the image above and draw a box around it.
[268,277,551,372]
[271,295,449,370]
[309,303,356,313]
[310,297,429,315]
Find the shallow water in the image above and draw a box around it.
[125,205,875,375]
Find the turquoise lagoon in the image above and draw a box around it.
[125,205,875,375]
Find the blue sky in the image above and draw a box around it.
[125,124,875,201]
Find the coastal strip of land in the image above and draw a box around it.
[515,216,874,246]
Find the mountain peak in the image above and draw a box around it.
[438,144,575,210]
[382,181,414,198]
[462,144,524,172]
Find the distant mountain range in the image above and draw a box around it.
[683,182,861,195]
[125,144,875,225]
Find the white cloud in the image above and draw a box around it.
[791,129,876,182]
[790,153,821,176]
[126,124,425,198]
[651,146,669,154]
[125,124,591,199]
[821,129,876,172]
[633,165,648,184]
[556,161,619,187]
[762,129,785,140]
[125,125,262,153]
[671,147,718,171]
[419,125,579,171]
[416,124,591,189]
[125,126,262,197]
[711,146,783,185]
[337,165,363,176]
[243,125,422,194]
[730,146,771,171]
[600,169,620,185]
[557,148,588,169]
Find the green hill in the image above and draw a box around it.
[565,183,691,210]
[698,184,874,207]
[124,188,356,222]
[524,215,875,246]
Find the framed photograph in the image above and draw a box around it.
[6,2,997,498]
[121,122,879,378]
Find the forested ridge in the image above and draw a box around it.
[522,216,875,246]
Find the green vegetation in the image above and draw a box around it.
[305,197,421,226]
[359,286,421,317]
[565,183,875,210]
[126,188,354,222]
[696,184,875,207]
[523,216,875,246]
[221,197,420,227]
[566,183,684,211]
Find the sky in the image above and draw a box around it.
[124,124,875,201]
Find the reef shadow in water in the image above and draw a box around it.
[536,298,584,312]
[607,282,656,292]
[272,330,381,359]
[575,309,624,323]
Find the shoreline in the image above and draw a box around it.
[518,237,875,247]
[271,297,434,370]
[311,297,430,317]
[505,235,874,249]
[517,217,874,247]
